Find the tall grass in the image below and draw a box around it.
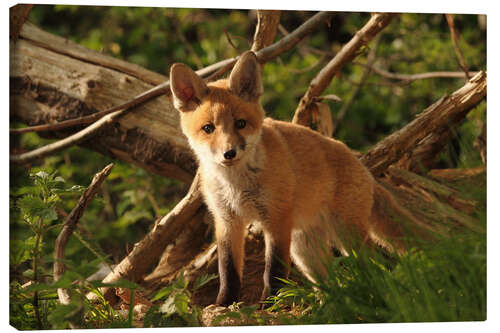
[269,201,486,324]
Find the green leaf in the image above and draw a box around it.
[150,286,174,302]
[24,270,81,293]
[40,207,58,222]
[17,195,58,222]
[71,258,102,278]
[143,305,163,328]
[48,303,81,329]
[239,305,258,318]
[10,240,31,267]
[193,274,217,290]
[17,195,45,215]
[174,293,190,314]
[54,176,66,183]
[33,171,49,180]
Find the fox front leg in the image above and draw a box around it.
[214,218,245,306]
[260,217,292,303]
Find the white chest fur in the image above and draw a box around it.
[201,162,267,223]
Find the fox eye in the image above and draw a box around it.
[202,124,215,134]
[235,119,246,129]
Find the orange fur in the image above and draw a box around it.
[170,51,409,304]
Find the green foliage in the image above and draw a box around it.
[143,272,217,327]
[11,6,487,329]
[212,303,273,326]
[9,170,143,329]
[267,226,486,324]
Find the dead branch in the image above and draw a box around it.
[256,11,333,63]
[360,71,486,176]
[395,125,456,173]
[251,10,281,54]
[96,173,205,303]
[10,82,169,135]
[293,13,397,127]
[379,166,484,236]
[354,61,477,82]
[386,166,477,216]
[10,109,128,164]
[54,164,114,305]
[428,166,485,182]
[445,14,471,80]
[9,4,33,43]
[223,28,243,53]
[19,22,166,86]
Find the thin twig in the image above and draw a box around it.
[10,109,127,164]
[293,13,397,126]
[222,27,244,53]
[53,163,114,305]
[445,14,471,80]
[354,61,477,82]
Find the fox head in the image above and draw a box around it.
[170,51,265,168]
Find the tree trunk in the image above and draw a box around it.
[10,22,196,183]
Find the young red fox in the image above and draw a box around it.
[170,51,412,306]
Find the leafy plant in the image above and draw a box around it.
[143,272,217,327]
[10,171,84,329]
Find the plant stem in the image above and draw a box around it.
[33,231,42,330]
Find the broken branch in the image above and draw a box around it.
[293,13,397,126]
[251,10,281,53]
[54,163,114,305]
[97,172,205,303]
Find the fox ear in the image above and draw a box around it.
[229,51,263,103]
[170,63,209,112]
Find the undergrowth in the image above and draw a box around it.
[10,169,486,328]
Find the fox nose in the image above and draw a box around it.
[223,149,237,160]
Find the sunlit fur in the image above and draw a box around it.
[172,53,410,304]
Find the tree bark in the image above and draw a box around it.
[94,173,205,303]
[251,10,281,54]
[10,4,33,43]
[11,22,196,183]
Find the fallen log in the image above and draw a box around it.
[361,71,486,176]
[10,22,196,182]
